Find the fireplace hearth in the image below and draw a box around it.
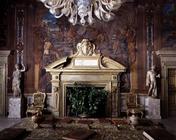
[66,85,107,117]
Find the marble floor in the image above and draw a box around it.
[0,117,21,131]
[159,117,176,136]
[0,117,176,136]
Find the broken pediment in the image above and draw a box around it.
[45,39,126,117]
[45,39,126,73]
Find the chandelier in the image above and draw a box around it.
[39,0,126,25]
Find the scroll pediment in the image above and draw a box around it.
[101,57,125,70]
[45,39,126,72]
[45,57,68,69]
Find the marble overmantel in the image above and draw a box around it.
[46,39,126,117]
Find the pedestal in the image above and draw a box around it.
[145,97,161,119]
[8,97,22,118]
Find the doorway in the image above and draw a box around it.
[168,68,176,116]
[156,48,176,118]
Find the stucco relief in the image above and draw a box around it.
[75,39,96,56]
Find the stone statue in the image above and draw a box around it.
[146,65,160,98]
[12,64,25,97]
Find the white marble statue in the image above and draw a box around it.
[12,64,25,97]
[146,65,160,98]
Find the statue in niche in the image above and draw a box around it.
[12,64,26,97]
[146,65,160,98]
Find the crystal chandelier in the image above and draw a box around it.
[39,0,126,25]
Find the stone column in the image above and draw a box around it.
[50,73,60,117]
[0,50,10,116]
[111,75,120,117]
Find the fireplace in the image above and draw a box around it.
[66,85,107,117]
[46,39,126,117]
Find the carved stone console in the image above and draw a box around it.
[0,50,10,116]
[46,39,126,117]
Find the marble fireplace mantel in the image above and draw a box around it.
[46,39,126,117]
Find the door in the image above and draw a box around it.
[168,68,176,116]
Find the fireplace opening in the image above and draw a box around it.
[66,85,108,117]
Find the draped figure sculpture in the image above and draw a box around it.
[12,64,25,97]
[146,65,160,98]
